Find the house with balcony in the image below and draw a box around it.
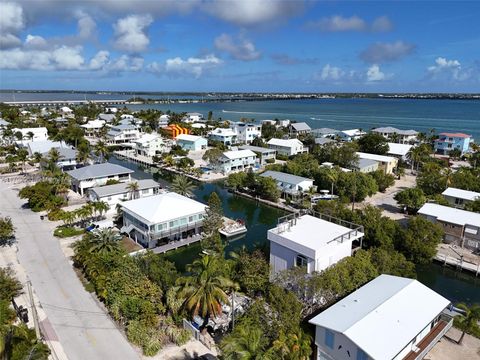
[418,203,480,250]
[183,112,205,123]
[88,179,161,213]
[41,147,78,170]
[268,212,364,276]
[434,132,472,156]
[289,122,312,137]
[67,163,133,196]
[239,145,276,166]
[231,122,262,144]
[339,129,365,142]
[106,124,141,144]
[133,133,165,157]
[176,134,208,151]
[215,149,257,174]
[312,128,339,139]
[81,119,106,137]
[388,143,413,161]
[120,192,207,248]
[309,274,452,360]
[13,127,48,145]
[267,138,308,157]
[208,128,238,146]
[442,187,480,209]
[260,170,314,196]
[372,127,418,144]
[356,152,398,175]
[158,114,170,128]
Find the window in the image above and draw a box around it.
[180,217,187,225]
[325,330,334,349]
[296,254,308,268]
[356,349,368,360]
[189,215,195,223]
[142,189,149,195]
[169,220,179,228]
[198,214,203,220]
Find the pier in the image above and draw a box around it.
[434,244,480,276]
[3,99,127,107]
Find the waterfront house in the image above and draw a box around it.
[339,129,365,141]
[183,112,204,123]
[88,179,161,213]
[80,119,106,137]
[26,139,67,156]
[106,124,141,144]
[268,212,364,276]
[315,137,335,146]
[418,203,480,250]
[215,149,257,174]
[176,134,208,151]
[442,187,480,209]
[388,143,413,161]
[372,126,418,144]
[239,145,276,166]
[13,127,48,145]
[158,114,170,128]
[312,128,339,138]
[208,128,238,146]
[41,147,77,170]
[289,122,312,136]
[356,152,398,175]
[434,132,472,156]
[120,192,207,248]
[230,122,262,144]
[309,274,452,360]
[98,113,116,123]
[353,158,379,173]
[133,133,164,157]
[260,170,314,196]
[267,138,308,157]
[67,163,133,196]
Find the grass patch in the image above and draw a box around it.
[121,236,143,253]
[54,226,85,238]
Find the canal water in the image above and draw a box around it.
[110,156,480,305]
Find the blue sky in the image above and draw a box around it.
[0,0,479,92]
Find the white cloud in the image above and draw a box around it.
[24,34,48,49]
[89,50,110,70]
[149,54,223,78]
[366,64,386,81]
[76,11,96,39]
[360,41,415,63]
[426,57,474,81]
[113,14,153,53]
[307,15,366,32]
[0,33,22,49]
[428,57,460,74]
[0,2,25,49]
[371,16,393,32]
[319,64,345,81]
[51,46,85,70]
[214,33,261,61]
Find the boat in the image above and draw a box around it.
[219,219,247,237]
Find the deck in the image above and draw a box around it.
[403,317,452,360]
[151,234,202,254]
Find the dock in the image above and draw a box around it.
[113,150,155,166]
[151,234,203,254]
[434,253,480,276]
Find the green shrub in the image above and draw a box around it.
[48,208,66,221]
[265,158,275,164]
[54,226,84,238]
[127,320,163,356]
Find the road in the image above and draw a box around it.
[0,181,139,360]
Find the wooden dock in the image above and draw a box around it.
[113,150,155,166]
[434,253,480,276]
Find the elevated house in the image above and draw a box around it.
[339,129,365,142]
[26,140,68,156]
[309,274,452,360]
[67,163,133,196]
[98,113,116,123]
[106,124,141,144]
[239,145,276,166]
[215,149,257,174]
[183,112,204,123]
[356,152,398,175]
[372,127,418,144]
[268,211,364,276]
[260,170,314,196]
[434,132,472,156]
[442,187,480,209]
[41,147,77,170]
[311,128,339,139]
[176,134,208,151]
[418,203,480,250]
[231,122,262,144]
[80,119,106,137]
[289,122,312,136]
[120,192,207,248]
[267,138,308,157]
[388,143,413,161]
[208,128,238,146]
[13,127,48,145]
[133,133,164,157]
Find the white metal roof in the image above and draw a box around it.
[222,149,256,160]
[357,152,397,163]
[120,192,206,224]
[309,274,450,360]
[12,127,48,135]
[67,163,133,181]
[341,129,364,137]
[388,143,412,157]
[261,170,313,185]
[418,203,480,227]
[176,134,206,142]
[134,133,161,145]
[267,138,303,147]
[291,122,311,131]
[90,179,160,198]
[209,128,237,137]
[373,127,418,136]
[442,187,480,202]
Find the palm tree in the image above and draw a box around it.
[268,330,312,360]
[76,144,91,166]
[32,152,43,165]
[87,228,122,255]
[407,146,421,172]
[94,140,111,163]
[326,167,340,196]
[455,303,480,344]
[126,181,140,200]
[16,148,28,174]
[221,325,267,360]
[442,167,453,190]
[48,148,62,164]
[93,201,110,219]
[61,211,77,227]
[52,172,71,198]
[171,175,195,197]
[176,255,236,331]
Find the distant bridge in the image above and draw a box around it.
[2,99,127,107]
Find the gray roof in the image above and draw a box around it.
[239,145,276,154]
[356,158,378,169]
[315,137,334,145]
[98,113,116,121]
[372,127,418,136]
[110,124,137,131]
[261,170,313,185]
[90,179,160,198]
[312,127,339,135]
[42,147,77,159]
[67,163,133,181]
[290,122,311,131]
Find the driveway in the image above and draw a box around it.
[0,181,139,360]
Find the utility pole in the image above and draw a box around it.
[27,280,41,339]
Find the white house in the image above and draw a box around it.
[120,192,207,248]
[106,124,141,144]
[356,152,398,175]
[261,170,314,196]
[230,123,262,144]
[208,128,238,145]
[105,107,118,113]
[26,140,67,156]
[309,274,452,360]
[354,158,379,173]
[340,129,365,141]
[13,127,48,144]
[80,119,106,137]
[215,149,257,174]
[289,122,311,136]
[120,114,134,120]
[88,179,161,213]
[268,212,364,276]
[183,112,204,123]
[442,187,480,208]
[133,133,165,157]
[176,134,208,151]
[67,163,134,196]
[372,126,418,144]
[98,113,116,122]
[60,106,73,116]
[41,147,78,170]
[312,128,339,138]
[158,114,170,127]
[388,142,413,161]
[267,138,308,157]
[239,145,276,166]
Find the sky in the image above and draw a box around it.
[0,0,479,92]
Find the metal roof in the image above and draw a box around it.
[267,138,303,147]
[388,143,412,156]
[261,170,312,185]
[176,134,206,142]
[372,127,418,136]
[312,127,339,135]
[442,187,480,201]
[357,152,397,163]
[239,145,276,154]
[27,140,67,155]
[309,274,450,360]
[356,158,378,169]
[418,203,480,226]
[314,137,334,145]
[291,122,311,131]
[90,179,160,198]
[41,147,77,159]
[222,149,257,160]
[67,163,133,181]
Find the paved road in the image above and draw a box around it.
[0,182,139,360]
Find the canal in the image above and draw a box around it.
[110,156,480,306]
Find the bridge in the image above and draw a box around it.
[2,99,127,107]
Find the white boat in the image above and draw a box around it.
[219,219,247,237]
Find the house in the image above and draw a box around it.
[88,179,161,213]
[239,145,276,166]
[60,106,73,116]
[208,128,238,146]
[183,112,204,123]
[340,129,365,141]
[372,127,418,144]
[315,137,335,146]
[309,274,452,360]
[106,124,141,144]
[354,158,379,173]
[13,127,48,144]
[215,149,257,174]
[51,117,69,127]
[158,114,170,127]
[434,132,472,156]
[289,122,312,136]
[105,107,118,113]
[121,114,134,120]
[321,162,351,173]
[98,113,116,122]
[164,124,190,139]
[26,140,67,156]
[267,138,308,157]
[388,143,413,161]
[80,119,106,137]
[231,122,262,144]
[67,163,134,196]
[356,152,398,175]
[120,192,207,248]
[41,147,77,170]
[418,203,480,250]
[133,134,165,157]
[176,134,208,151]
[442,187,480,209]
[312,128,339,138]
[260,170,314,196]
[268,212,364,276]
